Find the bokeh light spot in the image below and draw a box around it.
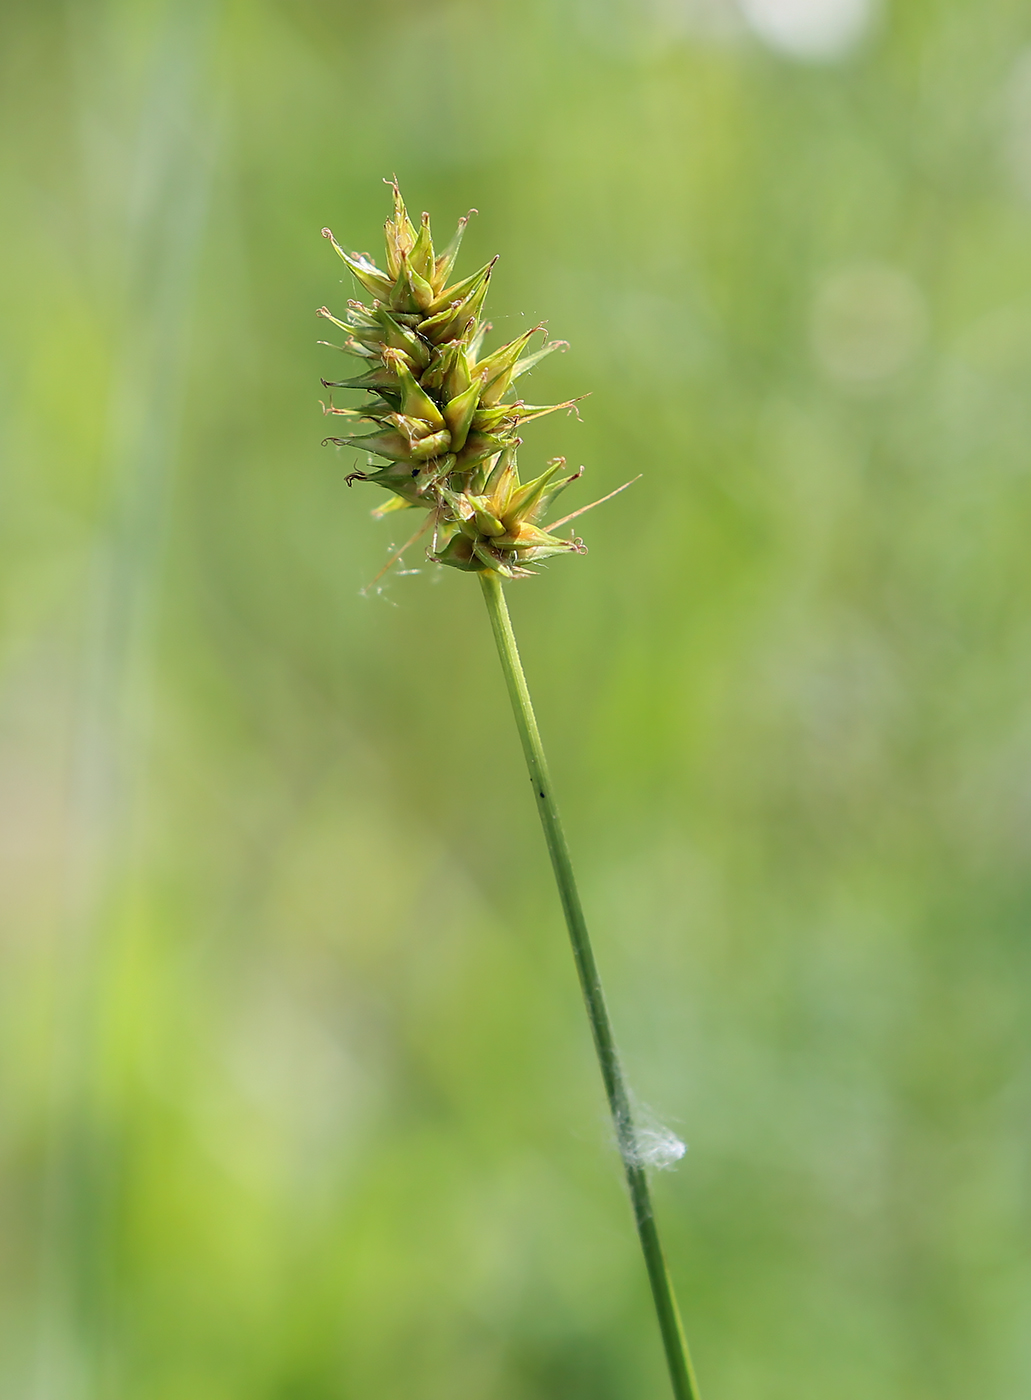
[811,263,927,386]
[739,0,875,60]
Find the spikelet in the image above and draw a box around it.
[319,180,586,579]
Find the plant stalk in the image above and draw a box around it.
[479,571,701,1400]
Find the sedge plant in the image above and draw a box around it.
[319,181,701,1400]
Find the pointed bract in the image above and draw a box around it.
[432,210,475,292]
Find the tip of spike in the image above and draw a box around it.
[321,227,333,239]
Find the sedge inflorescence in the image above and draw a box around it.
[319,181,587,579]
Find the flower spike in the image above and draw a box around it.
[319,185,586,579]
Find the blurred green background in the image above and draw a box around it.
[3,0,1031,1396]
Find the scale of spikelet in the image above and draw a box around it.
[319,180,587,579]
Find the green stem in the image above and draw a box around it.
[479,572,701,1400]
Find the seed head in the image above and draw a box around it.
[320,180,585,579]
